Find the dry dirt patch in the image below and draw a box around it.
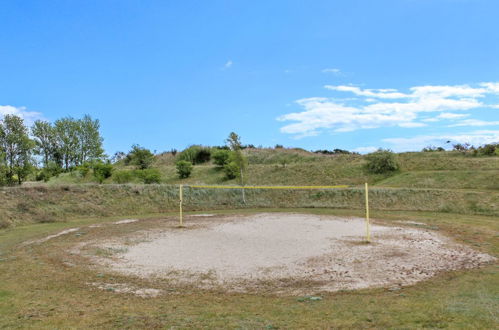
[89,213,494,293]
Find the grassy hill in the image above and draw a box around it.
[1,149,498,228]
[44,148,499,188]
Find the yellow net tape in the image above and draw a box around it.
[186,184,349,190]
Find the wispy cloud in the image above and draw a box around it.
[352,146,378,154]
[437,112,470,119]
[278,82,499,137]
[449,119,499,127]
[322,68,342,76]
[383,130,499,151]
[0,105,43,125]
[223,60,233,70]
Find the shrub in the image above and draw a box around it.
[477,143,498,156]
[177,145,211,164]
[365,149,399,174]
[212,149,231,166]
[422,146,445,152]
[176,160,193,178]
[136,168,161,184]
[125,145,154,169]
[36,162,63,182]
[92,162,113,183]
[112,170,133,184]
[223,161,239,179]
[76,163,91,177]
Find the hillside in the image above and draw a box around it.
[44,148,499,189]
[0,149,497,228]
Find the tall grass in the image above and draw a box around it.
[1,184,498,228]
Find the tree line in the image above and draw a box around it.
[0,114,104,185]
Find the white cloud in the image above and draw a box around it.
[325,85,408,99]
[223,60,233,69]
[0,105,43,124]
[352,146,378,154]
[278,82,499,136]
[449,119,499,127]
[383,130,499,151]
[480,82,499,94]
[399,122,427,128]
[437,112,470,119]
[322,68,342,76]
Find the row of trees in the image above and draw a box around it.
[0,114,104,185]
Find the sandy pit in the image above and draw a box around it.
[91,213,495,293]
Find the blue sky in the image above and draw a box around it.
[1,0,499,154]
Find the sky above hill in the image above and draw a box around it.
[1,0,499,154]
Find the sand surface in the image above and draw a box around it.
[93,213,495,293]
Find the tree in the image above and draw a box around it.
[125,145,154,169]
[77,115,104,164]
[111,151,126,163]
[31,120,57,167]
[365,149,399,174]
[54,117,80,170]
[51,115,104,171]
[0,115,35,184]
[225,132,248,202]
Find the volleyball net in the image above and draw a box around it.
[177,183,371,242]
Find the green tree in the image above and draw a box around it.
[225,132,248,202]
[176,160,193,178]
[31,120,57,167]
[0,115,35,184]
[77,115,104,164]
[54,117,80,170]
[365,149,399,174]
[125,145,155,169]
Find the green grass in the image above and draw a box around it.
[2,184,499,228]
[0,208,497,328]
[377,170,499,190]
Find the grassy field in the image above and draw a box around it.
[1,149,498,328]
[0,208,497,328]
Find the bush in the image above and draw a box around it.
[365,149,399,174]
[176,160,193,178]
[125,145,155,169]
[92,162,113,183]
[76,163,91,177]
[135,168,161,184]
[223,161,239,179]
[112,169,161,184]
[177,145,211,164]
[422,146,445,152]
[212,149,231,166]
[112,170,133,184]
[477,143,498,156]
[36,162,63,182]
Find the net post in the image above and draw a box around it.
[179,184,183,227]
[365,182,370,242]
